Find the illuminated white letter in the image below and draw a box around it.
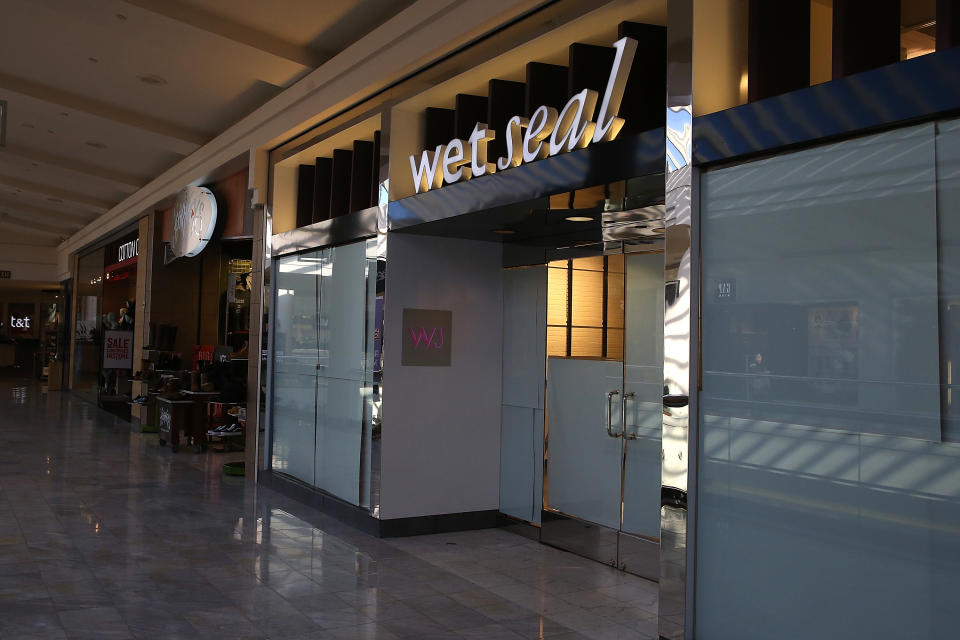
[409,145,446,193]
[593,37,638,143]
[549,89,598,155]
[522,106,558,163]
[497,116,528,171]
[469,124,496,177]
[442,139,471,184]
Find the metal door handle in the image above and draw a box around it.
[621,392,636,439]
[606,390,620,437]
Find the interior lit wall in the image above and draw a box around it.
[693,0,748,115]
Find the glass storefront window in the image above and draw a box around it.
[697,121,960,638]
[270,238,379,507]
[73,248,105,405]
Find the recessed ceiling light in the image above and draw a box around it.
[565,216,594,222]
[491,229,516,235]
[137,73,167,86]
[85,141,107,149]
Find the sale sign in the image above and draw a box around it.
[103,330,134,369]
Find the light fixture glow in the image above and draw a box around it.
[490,229,516,235]
[565,216,594,222]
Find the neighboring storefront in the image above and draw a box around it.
[67,166,254,456]
[263,3,669,558]
[0,287,62,377]
[130,168,254,458]
[70,227,140,411]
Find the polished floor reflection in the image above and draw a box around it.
[0,377,658,639]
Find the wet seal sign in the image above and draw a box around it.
[171,186,218,258]
[409,37,638,193]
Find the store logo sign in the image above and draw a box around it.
[9,316,30,329]
[171,186,218,258]
[409,37,637,194]
[408,326,445,350]
[401,308,452,366]
[118,239,138,262]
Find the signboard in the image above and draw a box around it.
[103,330,134,369]
[714,278,736,302]
[7,302,34,336]
[117,238,138,263]
[171,186,218,258]
[0,270,10,279]
[408,36,637,193]
[401,308,452,366]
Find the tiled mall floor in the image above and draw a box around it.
[0,376,658,639]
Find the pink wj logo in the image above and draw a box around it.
[408,327,445,349]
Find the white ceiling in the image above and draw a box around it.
[0,0,414,246]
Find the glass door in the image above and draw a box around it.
[543,248,663,579]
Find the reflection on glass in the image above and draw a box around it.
[270,239,380,509]
[73,248,105,405]
[697,122,960,639]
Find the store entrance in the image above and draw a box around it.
[541,244,663,580]
[398,176,665,578]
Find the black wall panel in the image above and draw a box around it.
[833,0,900,77]
[296,164,315,229]
[487,79,525,164]
[618,21,667,134]
[455,94,489,140]
[350,140,374,213]
[330,149,353,218]
[312,157,332,224]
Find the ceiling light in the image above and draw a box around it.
[565,216,594,222]
[137,73,167,86]
[491,229,516,235]
[85,141,107,149]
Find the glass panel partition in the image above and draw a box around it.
[315,241,368,504]
[697,121,960,639]
[73,248,104,405]
[270,238,378,507]
[272,251,320,484]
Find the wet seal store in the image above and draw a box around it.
[260,1,960,638]
[264,1,673,581]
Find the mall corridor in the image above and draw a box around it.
[0,378,658,640]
